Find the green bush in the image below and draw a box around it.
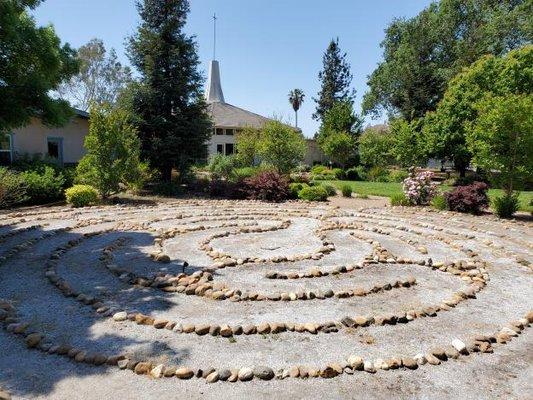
[208,154,237,181]
[232,166,257,182]
[0,167,28,208]
[492,193,520,218]
[20,166,65,205]
[341,184,352,197]
[390,193,410,206]
[367,166,390,182]
[289,182,309,199]
[322,184,337,197]
[298,185,329,201]
[332,168,345,180]
[431,194,447,210]
[388,169,409,183]
[345,167,363,181]
[311,165,328,175]
[65,185,99,207]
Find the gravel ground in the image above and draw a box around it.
[0,198,531,399]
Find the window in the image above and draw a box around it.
[225,143,234,155]
[225,128,234,136]
[0,133,13,165]
[216,144,224,154]
[215,128,224,135]
[47,137,63,165]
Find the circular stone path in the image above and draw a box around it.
[0,199,531,399]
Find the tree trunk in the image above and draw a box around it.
[295,111,298,128]
[161,166,172,182]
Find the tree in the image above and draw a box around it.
[358,126,395,167]
[257,120,306,174]
[58,38,132,111]
[313,38,355,121]
[126,0,212,182]
[316,100,362,167]
[76,103,146,198]
[390,118,427,167]
[466,94,532,194]
[235,127,260,167]
[320,131,356,168]
[288,89,305,128]
[423,45,532,176]
[0,0,78,133]
[363,0,532,121]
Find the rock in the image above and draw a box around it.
[354,316,370,326]
[402,358,418,369]
[341,317,355,327]
[155,254,171,263]
[117,359,129,369]
[134,362,152,375]
[206,371,219,383]
[451,339,468,354]
[238,367,254,381]
[303,323,317,334]
[195,324,210,335]
[164,366,177,377]
[112,311,127,322]
[243,325,256,335]
[253,366,274,380]
[374,359,389,370]
[347,355,363,370]
[425,354,441,365]
[431,348,447,361]
[150,364,165,378]
[270,323,286,334]
[175,367,194,379]
[257,323,270,334]
[319,366,339,378]
[219,324,233,337]
[25,333,42,348]
[363,361,376,373]
[413,354,426,365]
[0,389,11,400]
[153,319,168,329]
[218,369,231,381]
[288,366,300,378]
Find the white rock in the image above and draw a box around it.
[452,339,466,353]
[414,353,427,365]
[150,364,165,378]
[112,311,127,322]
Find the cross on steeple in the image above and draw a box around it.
[212,13,217,60]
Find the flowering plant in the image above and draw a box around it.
[402,167,438,205]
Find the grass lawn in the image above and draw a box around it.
[325,180,533,212]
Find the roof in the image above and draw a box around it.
[74,108,89,119]
[207,101,273,129]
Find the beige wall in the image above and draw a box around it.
[208,126,237,157]
[11,116,89,164]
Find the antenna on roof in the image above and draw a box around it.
[212,13,217,60]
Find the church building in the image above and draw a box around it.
[205,59,274,157]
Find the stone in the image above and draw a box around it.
[413,354,426,365]
[253,366,274,380]
[402,358,418,369]
[206,371,219,383]
[425,354,441,365]
[218,369,232,381]
[25,333,42,348]
[219,324,233,337]
[150,364,165,378]
[363,361,376,373]
[354,316,370,326]
[112,311,127,321]
[431,348,447,361]
[153,319,168,329]
[195,324,210,335]
[303,323,317,334]
[243,325,256,335]
[347,355,363,370]
[175,367,194,379]
[134,362,152,375]
[319,366,339,378]
[238,367,254,381]
[451,339,467,354]
[117,359,129,369]
[257,323,270,334]
[288,366,300,378]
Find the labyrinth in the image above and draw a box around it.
[0,199,532,386]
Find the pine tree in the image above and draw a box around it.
[126,0,212,182]
[313,38,355,122]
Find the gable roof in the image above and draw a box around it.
[207,101,273,129]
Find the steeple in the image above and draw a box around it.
[205,13,225,103]
[205,60,225,103]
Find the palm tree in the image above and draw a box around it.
[288,89,305,128]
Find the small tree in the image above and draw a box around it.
[390,118,427,167]
[320,131,356,168]
[76,103,146,198]
[358,126,395,167]
[258,120,306,174]
[466,94,533,195]
[235,127,260,167]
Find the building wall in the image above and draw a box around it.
[207,126,237,157]
[11,116,89,164]
[304,139,328,166]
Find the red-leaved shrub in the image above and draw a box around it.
[244,170,289,202]
[444,182,489,214]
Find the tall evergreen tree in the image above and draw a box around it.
[126,0,212,182]
[0,0,78,133]
[313,38,355,122]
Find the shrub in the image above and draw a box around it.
[390,193,410,206]
[341,184,352,197]
[232,166,257,182]
[345,167,362,181]
[244,170,289,202]
[65,185,99,207]
[453,172,489,187]
[311,165,328,175]
[492,193,520,218]
[431,194,447,211]
[208,154,237,181]
[289,182,309,199]
[332,168,345,180]
[289,172,309,184]
[367,166,390,182]
[388,169,409,183]
[0,167,28,208]
[444,182,489,214]
[298,185,328,202]
[356,193,369,199]
[322,184,337,197]
[403,168,438,205]
[20,166,65,205]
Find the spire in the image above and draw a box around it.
[205,14,225,103]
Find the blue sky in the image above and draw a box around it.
[33,0,432,137]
